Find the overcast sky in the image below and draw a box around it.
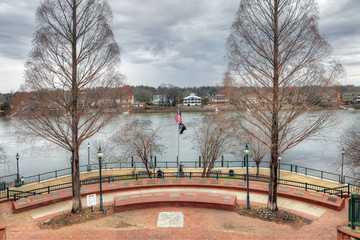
[0,0,359,93]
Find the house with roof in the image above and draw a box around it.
[183,93,201,106]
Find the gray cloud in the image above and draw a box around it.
[0,0,359,93]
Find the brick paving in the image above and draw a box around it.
[0,169,351,239]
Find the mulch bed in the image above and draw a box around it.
[39,205,115,229]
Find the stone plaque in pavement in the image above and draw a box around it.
[169,193,180,198]
[172,179,181,183]
[211,180,220,184]
[160,179,169,184]
[50,192,61,198]
[107,183,117,188]
[34,195,46,202]
[224,180,234,185]
[250,184,260,188]
[129,195,140,199]
[185,179,194,184]
[118,197,128,201]
[155,193,165,197]
[237,181,246,186]
[80,186,90,192]
[147,180,156,184]
[310,192,322,198]
[293,189,305,196]
[327,197,338,203]
[142,194,152,198]
[278,186,289,192]
[157,212,184,228]
[184,193,196,196]
[121,182,130,187]
[17,199,31,206]
[134,181,143,185]
[65,189,72,195]
[208,194,220,198]
[198,179,207,184]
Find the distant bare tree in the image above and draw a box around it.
[341,124,360,184]
[12,0,123,213]
[249,137,268,176]
[193,114,235,177]
[226,0,344,211]
[0,145,6,167]
[112,119,165,177]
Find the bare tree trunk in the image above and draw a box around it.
[71,147,82,213]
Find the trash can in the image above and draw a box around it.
[229,169,234,176]
[157,169,164,178]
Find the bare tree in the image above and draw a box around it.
[193,114,235,177]
[0,145,6,167]
[112,119,165,177]
[226,0,343,211]
[12,0,122,213]
[341,124,360,184]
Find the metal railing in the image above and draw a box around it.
[1,171,357,202]
[7,158,357,187]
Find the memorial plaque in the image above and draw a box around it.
[34,195,46,202]
[250,184,260,188]
[147,180,156,184]
[134,181,143,185]
[264,184,269,189]
[278,186,289,192]
[142,194,152,198]
[157,212,184,228]
[172,179,181,184]
[184,193,196,196]
[327,197,338,203]
[237,181,246,186]
[169,193,180,198]
[118,197,128,201]
[50,192,61,198]
[224,180,234,185]
[17,199,31,206]
[93,185,100,190]
[211,180,220,184]
[310,192,322,198]
[155,193,165,197]
[222,196,231,200]
[198,179,207,184]
[208,194,220,198]
[121,182,130,187]
[130,195,140,199]
[65,189,72,195]
[160,179,169,184]
[80,186,90,192]
[293,189,305,196]
[185,179,194,184]
[107,183,117,188]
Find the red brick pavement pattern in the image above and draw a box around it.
[0,201,349,240]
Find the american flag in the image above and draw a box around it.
[175,108,182,124]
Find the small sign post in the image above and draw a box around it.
[87,194,96,213]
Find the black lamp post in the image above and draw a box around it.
[87,143,90,172]
[244,144,251,210]
[97,147,104,212]
[341,149,345,184]
[278,156,282,182]
[16,153,20,187]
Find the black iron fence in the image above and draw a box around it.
[349,194,360,230]
[0,171,358,202]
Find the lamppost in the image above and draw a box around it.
[244,144,251,210]
[16,153,20,187]
[97,147,104,212]
[278,156,282,182]
[341,149,345,184]
[87,143,90,172]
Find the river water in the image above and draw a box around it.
[0,110,357,177]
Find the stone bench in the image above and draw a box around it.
[114,192,237,212]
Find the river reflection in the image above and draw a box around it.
[0,110,357,177]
